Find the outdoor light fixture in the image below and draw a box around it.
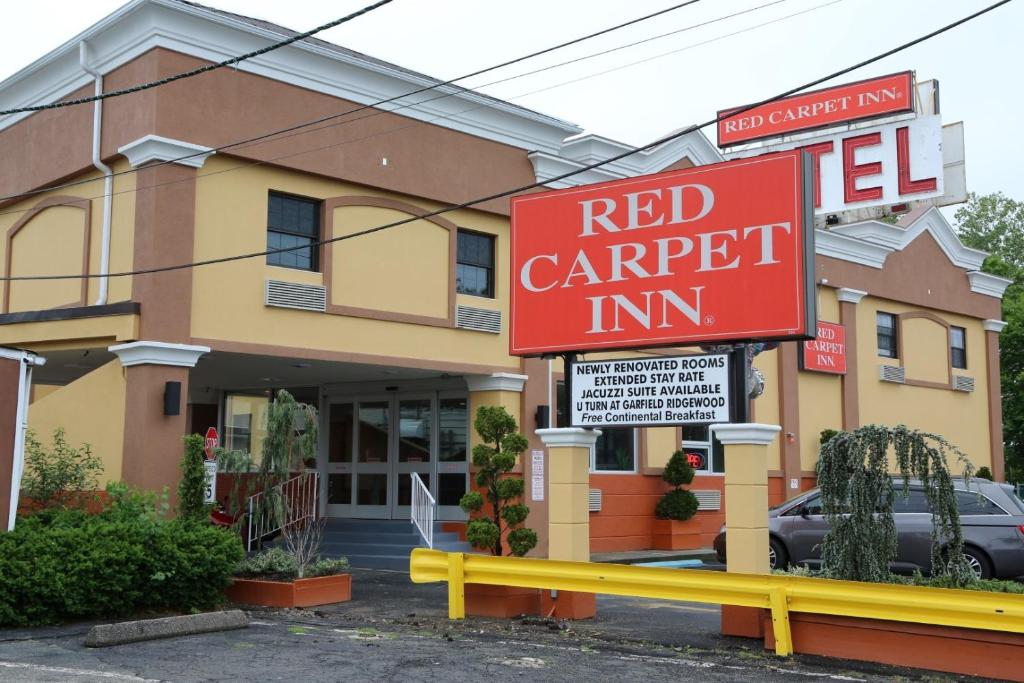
[163,381,181,416]
[535,405,550,430]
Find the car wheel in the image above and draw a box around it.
[769,537,788,571]
[963,546,993,580]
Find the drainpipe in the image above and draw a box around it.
[79,41,113,306]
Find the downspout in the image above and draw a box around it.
[79,41,113,306]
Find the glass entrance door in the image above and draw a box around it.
[323,391,469,520]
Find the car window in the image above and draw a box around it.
[803,494,822,516]
[892,489,930,513]
[956,490,1006,515]
[998,485,1024,514]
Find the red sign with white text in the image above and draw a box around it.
[509,151,815,356]
[204,427,218,461]
[718,72,914,147]
[801,321,846,374]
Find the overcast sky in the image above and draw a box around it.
[1,0,1021,215]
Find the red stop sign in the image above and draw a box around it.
[204,427,218,461]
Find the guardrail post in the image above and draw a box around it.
[447,552,465,619]
[769,586,793,657]
[537,428,601,620]
[712,423,781,640]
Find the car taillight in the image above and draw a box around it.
[1019,524,1024,537]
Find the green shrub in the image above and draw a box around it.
[975,466,994,481]
[0,485,242,627]
[20,428,103,510]
[178,434,208,520]
[234,547,349,581]
[655,451,699,521]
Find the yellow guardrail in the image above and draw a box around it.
[410,548,1024,657]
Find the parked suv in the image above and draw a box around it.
[713,479,1024,579]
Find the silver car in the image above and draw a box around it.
[713,478,1024,580]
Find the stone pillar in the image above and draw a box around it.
[984,319,1007,481]
[109,341,209,503]
[536,427,599,620]
[713,422,781,638]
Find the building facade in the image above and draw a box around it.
[0,0,1009,554]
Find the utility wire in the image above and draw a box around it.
[0,0,1010,284]
[0,0,396,117]
[0,0,842,222]
[0,0,705,205]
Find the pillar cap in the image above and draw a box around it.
[536,427,601,448]
[117,135,215,168]
[109,341,210,368]
[465,372,529,393]
[836,288,868,304]
[983,319,1007,333]
[710,423,781,445]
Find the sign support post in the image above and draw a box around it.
[730,345,750,424]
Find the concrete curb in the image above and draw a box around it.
[84,610,249,648]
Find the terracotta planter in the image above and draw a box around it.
[757,611,1024,682]
[226,574,351,608]
[465,583,542,618]
[651,518,702,550]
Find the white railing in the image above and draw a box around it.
[247,472,319,552]
[411,472,435,549]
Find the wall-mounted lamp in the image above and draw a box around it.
[535,405,550,430]
[163,381,181,416]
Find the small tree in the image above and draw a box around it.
[178,434,208,520]
[459,406,537,556]
[655,450,699,520]
[975,466,994,481]
[816,424,974,586]
[21,428,103,510]
[254,390,319,536]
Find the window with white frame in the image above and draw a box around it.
[555,380,636,472]
[681,424,725,474]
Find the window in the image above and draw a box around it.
[955,490,1006,515]
[267,192,320,271]
[593,428,636,472]
[950,326,967,369]
[456,229,495,297]
[681,424,725,474]
[876,312,898,358]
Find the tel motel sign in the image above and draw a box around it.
[509,150,816,356]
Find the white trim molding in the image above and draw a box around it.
[815,230,891,269]
[109,341,210,367]
[117,135,215,168]
[968,271,1013,300]
[465,372,529,393]
[836,288,868,304]
[536,427,602,448]
[710,423,781,446]
[983,319,1008,334]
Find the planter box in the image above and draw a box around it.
[651,518,702,550]
[226,574,351,608]
[761,612,1024,682]
[465,583,541,618]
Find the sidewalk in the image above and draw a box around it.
[590,547,720,565]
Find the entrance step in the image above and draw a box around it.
[321,518,472,570]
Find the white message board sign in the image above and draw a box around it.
[531,450,544,502]
[570,354,730,428]
[203,460,218,504]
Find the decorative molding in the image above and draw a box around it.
[815,229,891,269]
[968,271,1013,299]
[710,423,781,445]
[108,340,210,367]
[117,134,215,168]
[983,319,1007,333]
[830,220,905,250]
[465,372,529,393]
[900,207,987,271]
[535,427,602,448]
[836,288,868,304]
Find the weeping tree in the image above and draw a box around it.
[816,424,975,586]
[255,390,319,538]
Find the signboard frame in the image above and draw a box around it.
[568,353,732,429]
[509,150,817,358]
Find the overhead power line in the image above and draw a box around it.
[0,0,1010,284]
[0,0,706,204]
[0,0,396,117]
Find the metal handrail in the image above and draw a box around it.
[411,472,436,549]
[246,472,319,552]
[411,548,1024,657]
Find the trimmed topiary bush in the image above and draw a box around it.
[975,466,994,481]
[655,450,699,520]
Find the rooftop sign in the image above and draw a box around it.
[717,72,914,147]
[509,151,815,357]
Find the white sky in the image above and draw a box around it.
[1,0,1021,210]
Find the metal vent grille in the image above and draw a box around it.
[878,365,906,383]
[953,375,975,392]
[456,305,501,333]
[265,280,326,312]
[693,490,721,511]
[588,489,602,512]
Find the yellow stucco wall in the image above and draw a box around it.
[644,427,678,469]
[190,159,515,369]
[0,161,135,314]
[797,372,843,471]
[856,297,991,471]
[902,316,949,384]
[28,360,127,485]
[752,348,782,471]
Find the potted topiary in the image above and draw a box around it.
[225,517,351,608]
[652,450,701,550]
[457,405,540,617]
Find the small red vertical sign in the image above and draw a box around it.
[204,427,219,461]
[801,321,846,374]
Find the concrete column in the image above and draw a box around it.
[713,422,781,639]
[984,319,1007,481]
[537,427,599,619]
